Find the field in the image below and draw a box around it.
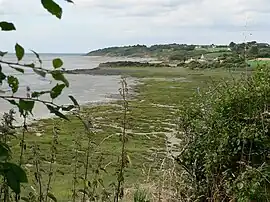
[248,58,270,68]
[10,67,241,201]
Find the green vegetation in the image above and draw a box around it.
[177,65,270,201]
[87,44,231,61]
[88,41,270,71]
[98,61,168,68]
[2,1,270,201]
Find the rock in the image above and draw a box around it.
[36,132,43,137]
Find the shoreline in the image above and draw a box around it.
[21,76,139,126]
[64,66,142,76]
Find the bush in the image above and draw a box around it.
[177,65,270,201]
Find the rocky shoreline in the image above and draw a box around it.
[64,67,135,76]
[64,60,166,76]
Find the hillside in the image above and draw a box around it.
[86,43,232,60]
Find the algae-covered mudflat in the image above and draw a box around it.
[10,67,239,201]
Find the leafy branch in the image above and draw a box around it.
[0,0,75,197]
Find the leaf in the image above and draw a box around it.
[54,110,69,121]
[53,58,63,69]
[69,95,79,107]
[6,170,20,194]
[51,71,69,87]
[11,66,24,74]
[47,192,57,202]
[25,63,35,68]
[50,83,65,99]
[0,66,6,85]
[15,43,25,61]
[0,51,8,57]
[31,50,42,64]
[33,69,46,77]
[62,105,74,111]
[31,91,50,98]
[5,163,28,194]
[7,99,17,106]
[0,21,16,31]
[41,0,63,19]
[7,76,19,93]
[19,99,35,112]
[46,105,69,120]
[0,143,11,162]
[6,163,28,182]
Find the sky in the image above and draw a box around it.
[0,0,270,53]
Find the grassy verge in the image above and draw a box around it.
[10,67,240,201]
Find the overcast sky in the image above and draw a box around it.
[0,0,269,53]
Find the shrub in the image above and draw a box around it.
[177,65,270,201]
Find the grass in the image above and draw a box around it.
[9,67,240,201]
[205,51,231,59]
[248,59,270,68]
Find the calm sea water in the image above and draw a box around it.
[0,54,148,122]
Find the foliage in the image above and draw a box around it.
[87,43,225,60]
[178,54,247,69]
[230,41,270,59]
[176,65,270,201]
[0,0,75,200]
[133,187,150,202]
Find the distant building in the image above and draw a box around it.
[186,57,195,63]
[198,54,206,62]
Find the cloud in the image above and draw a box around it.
[0,0,270,52]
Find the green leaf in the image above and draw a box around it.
[6,170,20,194]
[19,99,35,112]
[46,105,69,120]
[0,66,6,85]
[6,163,27,182]
[41,0,63,19]
[50,84,65,99]
[31,50,42,64]
[0,51,8,57]
[31,91,50,98]
[7,76,19,93]
[62,105,74,111]
[25,63,35,68]
[53,58,63,69]
[4,163,28,194]
[11,66,24,74]
[33,69,46,77]
[0,143,11,162]
[47,192,57,202]
[15,43,25,61]
[7,99,17,106]
[69,95,79,108]
[51,71,69,87]
[0,21,16,31]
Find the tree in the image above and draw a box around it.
[0,0,77,198]
[229,41,236,48]
[248,45,259,57]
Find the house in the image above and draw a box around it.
[198,54,206,62]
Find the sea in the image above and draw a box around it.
[0,54,150,123]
